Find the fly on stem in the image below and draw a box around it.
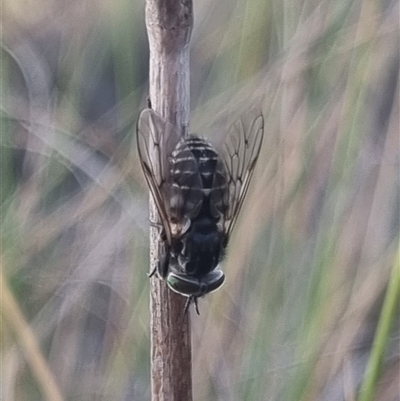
[137,108,264,314]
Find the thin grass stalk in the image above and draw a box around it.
[358,249,400,401]
[1,266,64,401]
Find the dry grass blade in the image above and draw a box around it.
[1,264,64,401]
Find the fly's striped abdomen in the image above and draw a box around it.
[184,136,229,218]
[167,135,228,223]
[185,136,219,190]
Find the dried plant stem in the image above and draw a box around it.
[144,1,193,400]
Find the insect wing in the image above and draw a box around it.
[137,108,180,244]
[222,110,264,237]
[209,156,229,219]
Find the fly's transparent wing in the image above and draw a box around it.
[223,110,264,238]
[209,156,229,220]
[136,108,180,244]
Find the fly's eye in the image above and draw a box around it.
[166,270,225,297]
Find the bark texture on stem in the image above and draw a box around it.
[145,1,193,401]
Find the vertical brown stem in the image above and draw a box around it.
[144,1,193,400]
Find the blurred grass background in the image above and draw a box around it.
[1,0,399,400]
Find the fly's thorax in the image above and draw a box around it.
[170,217,225,277]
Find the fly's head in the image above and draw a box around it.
[166,268,225,304]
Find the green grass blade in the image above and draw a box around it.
[358,248,400,401]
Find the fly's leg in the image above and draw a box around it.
[148,218,164,230]
[193,297,200,315]
[148,218,170,279]
[184,296,200,315]
[157,241,170,278]
[183,297,192,315]
[148,241,169,278]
